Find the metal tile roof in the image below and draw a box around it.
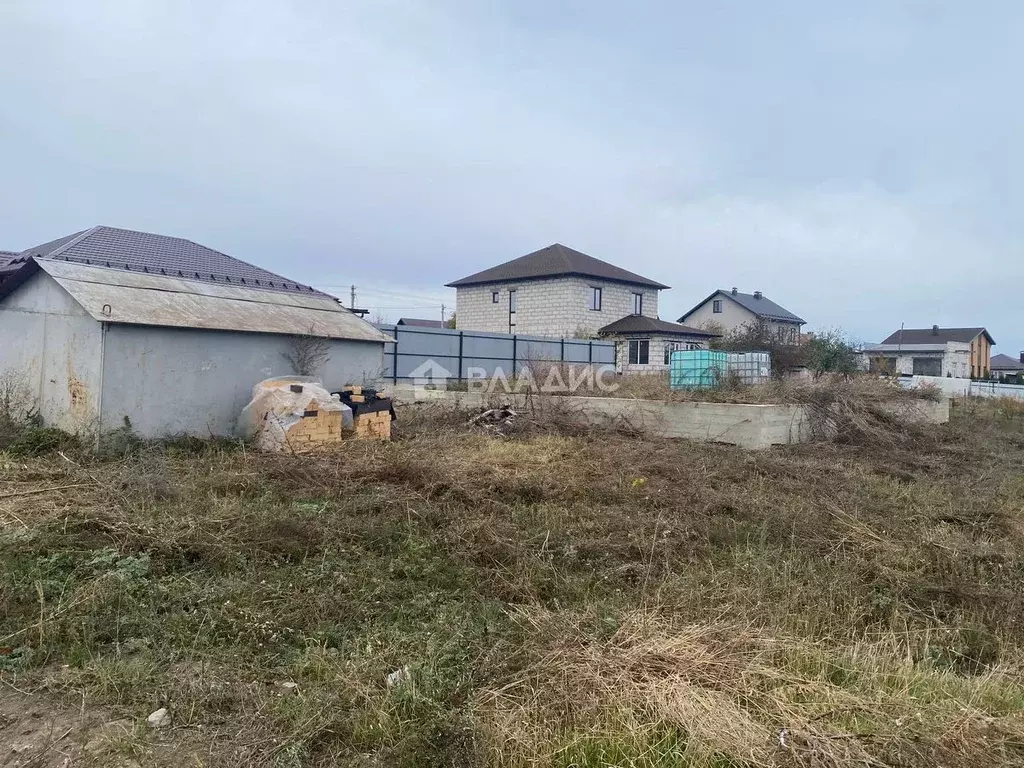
[0,251,31,280]
[991,353,1024,370]
[679,289,805,325]
[446,243,669,289]
[598,315,720,337]
[18,226,331,298]
[35,260,393,343]
[879,327,994,346]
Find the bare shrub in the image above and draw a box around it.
[282,326,331,376]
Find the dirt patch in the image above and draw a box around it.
[0,687,133,767]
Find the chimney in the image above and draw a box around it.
[753,290,762,300]
[932,324,939,335]
[731,287,738,295]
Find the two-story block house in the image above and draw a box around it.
[448,243,717,371]
[447,243,669,338]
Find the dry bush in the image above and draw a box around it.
[0,368,36,447]
[282,327,331,376]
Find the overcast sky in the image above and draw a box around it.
[1,1,1021,348]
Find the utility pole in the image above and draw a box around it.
[441,303,446,323]
[350,285,356,309]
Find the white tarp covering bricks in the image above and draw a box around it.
[238,377,353,453]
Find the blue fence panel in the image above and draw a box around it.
[378,324,615,383]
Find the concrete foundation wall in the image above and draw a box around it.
[0,272,104,433]
[100,325,385,438]
[392,386,949,449]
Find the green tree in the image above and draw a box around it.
[803,329,860,378]
[711,319,806,375]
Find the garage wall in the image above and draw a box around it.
[99,325,385,437]
[0,272,104,433]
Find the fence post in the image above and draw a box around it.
[512,334,518,376]
[457,331,464,381]
[392,327,399,384]
[560,337,565,363]
[588,340,593,363]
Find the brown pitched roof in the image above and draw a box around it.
[879,327,995,346]
[446,243,669,289]
[598,315,720,337]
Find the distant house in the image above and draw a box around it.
[597,316,720,372]
[990,353,1024,380]
[447,243,668,338]
[864,326,995,379]
[396,318,445,329]
[860,326,994,378]
[0,226,392,437]
[677,287,805,343]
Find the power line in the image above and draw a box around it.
[318,284,451,303]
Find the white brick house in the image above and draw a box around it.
[447,244,667,338]
[859,342,972,378]
[678,287,805,343]
[597,315,721,373]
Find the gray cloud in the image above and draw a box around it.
[1,0,1021,347]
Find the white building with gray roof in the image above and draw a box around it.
[677,287,806,343]
[0,226,391,438]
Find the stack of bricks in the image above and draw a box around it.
[281,407,344,452]
[338,386,393,441]
[353,408,392,440]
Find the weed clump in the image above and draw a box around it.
[7,426,79,457]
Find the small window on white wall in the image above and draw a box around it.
[632,292,643,315]
[589,286,602,311]
[628,339,650,365]
[713,299,723,313]
[491,291,499,303]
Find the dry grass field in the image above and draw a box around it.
[2,391,1024,767]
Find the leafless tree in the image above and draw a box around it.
[283,326,331,376]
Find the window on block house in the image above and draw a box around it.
[628,339,650,365]
[912,357,941,376]
[491,291,499,303]
[632,292,643,315]
[589,286,602,311]
[663,341,704,365]
[712,299,723,313]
